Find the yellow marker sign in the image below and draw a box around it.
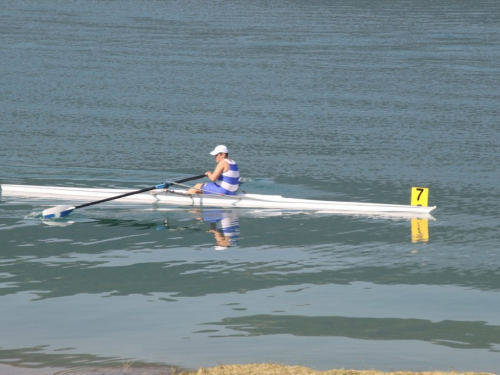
[411,187,429,207]
[411,218,429,243]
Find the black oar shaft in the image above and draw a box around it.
[75,174,206,209]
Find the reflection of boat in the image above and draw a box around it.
[1,184,436,216]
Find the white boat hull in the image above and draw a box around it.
[1,184,436,216]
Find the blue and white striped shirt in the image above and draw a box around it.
[215,159,239,195]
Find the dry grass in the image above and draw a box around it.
[177,364,495,375]
[1,362,494,375]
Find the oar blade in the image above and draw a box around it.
[42,205,75,219]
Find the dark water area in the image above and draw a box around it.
[1,0,499,373]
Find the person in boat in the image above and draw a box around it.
[187,145,240,195]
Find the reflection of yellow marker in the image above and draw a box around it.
[411,187,429,206]
[411,218,429,243]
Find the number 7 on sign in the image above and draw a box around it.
[411,187,429,207]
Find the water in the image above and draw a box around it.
[1,0,500,373]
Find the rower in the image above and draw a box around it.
[187,145,240,195]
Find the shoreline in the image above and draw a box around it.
[0,363,496,375]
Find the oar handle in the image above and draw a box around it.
[75,174,206,209]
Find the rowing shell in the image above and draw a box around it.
[1,184,436,216]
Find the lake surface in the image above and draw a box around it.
[1,0,499,373]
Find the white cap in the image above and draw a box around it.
[210,145,229,155]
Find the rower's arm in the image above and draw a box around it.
[206,160,228,181]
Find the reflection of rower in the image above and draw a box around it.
[202,210,240,250]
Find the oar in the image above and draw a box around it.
[42,174,206,219]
